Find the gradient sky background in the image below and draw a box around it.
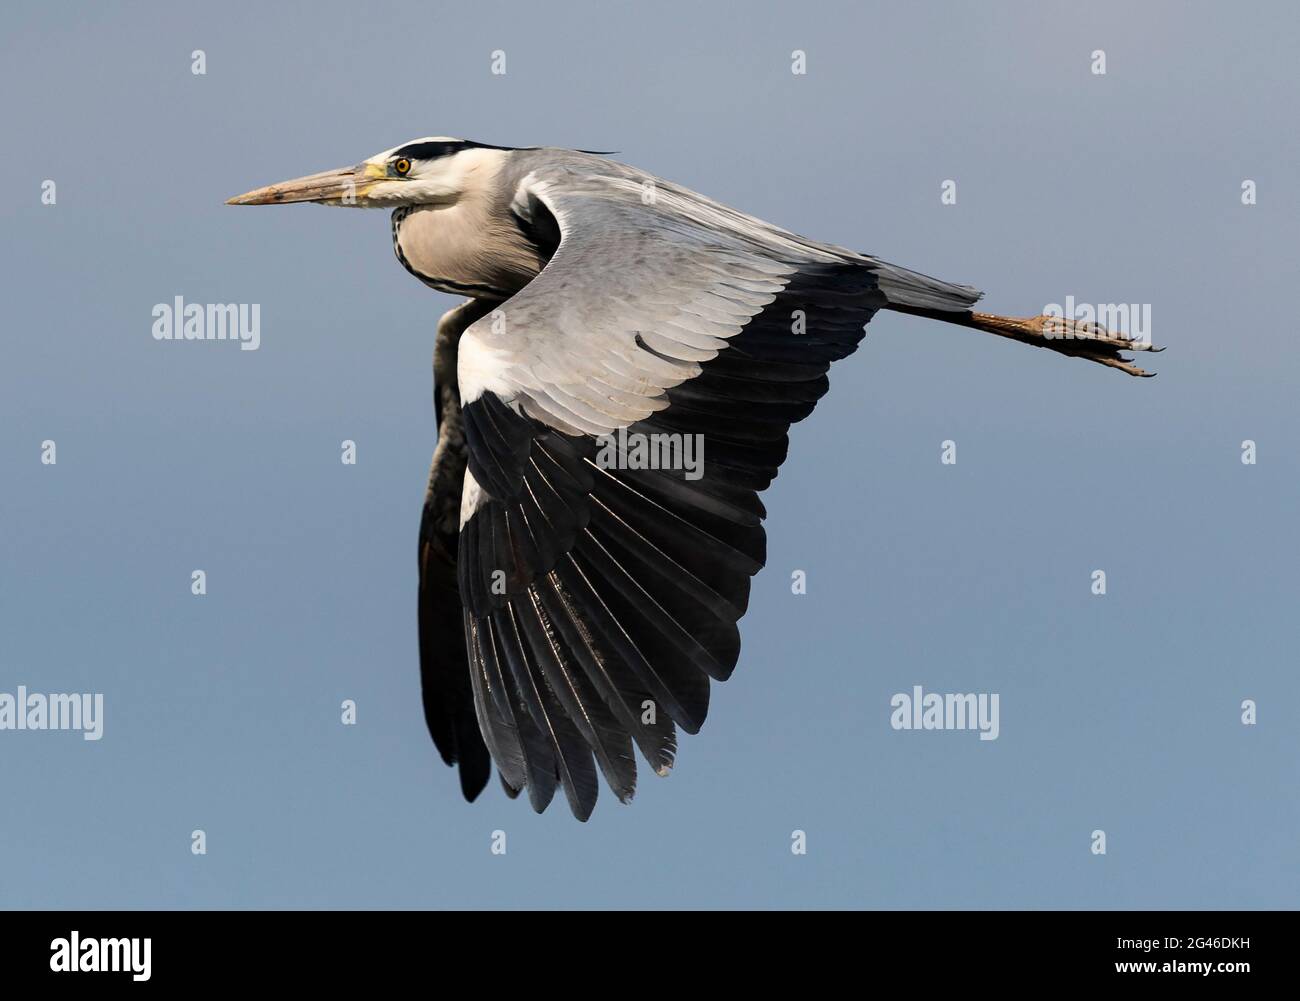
[2,1,1297,909]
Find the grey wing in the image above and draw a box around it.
[454,157,981,819]
[417,302,493,801]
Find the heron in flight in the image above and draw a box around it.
[229,138,1157,819]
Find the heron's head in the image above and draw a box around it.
[226,137,514,208]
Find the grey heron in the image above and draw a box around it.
[229,138,1158,820]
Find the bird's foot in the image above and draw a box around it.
[968,311,1163,377]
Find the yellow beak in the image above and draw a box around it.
[226,164,376,205]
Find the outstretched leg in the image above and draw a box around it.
[887,304,1163,377]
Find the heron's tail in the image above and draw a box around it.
[865,257,984,314]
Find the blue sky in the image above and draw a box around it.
[1,0,1296,908]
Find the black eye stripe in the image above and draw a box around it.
[387,139,616,164]
[392,139,526,161]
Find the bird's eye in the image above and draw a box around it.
[393,158,411,176]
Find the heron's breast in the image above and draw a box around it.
[392,203,542,300]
